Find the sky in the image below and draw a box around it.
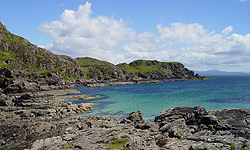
[1,0,250,72]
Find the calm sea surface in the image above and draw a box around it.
[66,76,250,120]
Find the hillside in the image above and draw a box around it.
[117,60,204,81]
[0,22,83,93]
[76,57,128,81]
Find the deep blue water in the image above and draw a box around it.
[66,76,250,120]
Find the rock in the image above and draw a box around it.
[0,68,13,89]
[201,115,218,125]
[30,136,66,150]
[121,110,144,125]
[159,118,188,139]
[213,108,248,127]
[136,120,159,132]
[212,108,250,139]
[155,106,207,127]
[65,127,73,132]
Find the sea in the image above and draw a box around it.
[65,76,250,121]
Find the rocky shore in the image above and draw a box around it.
[1,88,250,150]
[27,106,250,150]
[0,89,96,150]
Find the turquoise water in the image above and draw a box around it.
[67,76,250,120]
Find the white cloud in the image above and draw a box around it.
[239,0,249,2]
[38,2,250,72]
[38,1,136,62]
[221,26,233,36]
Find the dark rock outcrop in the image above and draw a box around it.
[20,106,250,150]
[0,21,83,93]
[153,106,250,149]
[121,110,144,126]
[1,105,250,150]
[0,89,96,150]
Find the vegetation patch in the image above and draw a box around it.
[30,66,40,72]
[0,50,16,61]
[33,53,45,58]
[0,63,10,67]
[1,31,30,47]
[40,146,45,150]
[230,143,236,150]
[62,143,74,150]
[2,33,20,43]
[104,138,129,150]
[19,42,30,46]
[60,71,73,82]
[40,69,57,75]
[76,58,98,66]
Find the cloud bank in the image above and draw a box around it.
[39,2,250,72]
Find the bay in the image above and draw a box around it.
[67,76,250,120]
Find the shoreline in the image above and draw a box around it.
[84,77,211,87]
[2,104,249,150]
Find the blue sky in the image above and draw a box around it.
[1,0,250,72]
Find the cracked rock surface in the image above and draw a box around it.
[22,106,250,150]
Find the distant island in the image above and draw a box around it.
[195,70,250,76]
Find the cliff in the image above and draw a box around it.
[117,59,206,81]
[0,22,83,93]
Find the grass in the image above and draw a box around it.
[0,50,16,61]
[40,69,57,74]
[0,45,16,67]
[2,31,30,46]
[105,139,129,150]
[60,72,73,81]
[19,42,30,46]
[30,66,40,72]
[62,143,74,150]
[33,53,45,58]
[40,146,45,150]
[76,58,97,66]
[0,63,10,67]
[230,143,236,150]
[2,33,20,42]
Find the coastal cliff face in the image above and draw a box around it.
[117,59,204,80]
[0,22,83,93]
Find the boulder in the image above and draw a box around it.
[121,110,144,125]
[159,118,188,138]
[155,106,207,127]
